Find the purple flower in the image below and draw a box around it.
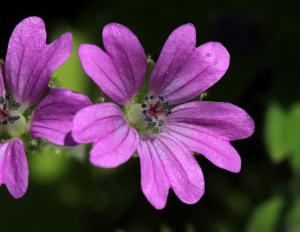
[74,23,255,209]
[0,17,91,198]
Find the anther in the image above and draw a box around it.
[0,95,22,126]
[11,102,21,108]
[141,94,172,132]
[148,121,156,127]
[8,116,20,123]
[144,117,152,121]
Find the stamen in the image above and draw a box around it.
[148,121,156,127]
[141,95,171,133]
[0,95,21,125]
[144,117,152,121]
[11,102,21,109]
[8,116,20,123]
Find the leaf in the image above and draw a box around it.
[264,103,290,163]
[285,198,300,232]
[246,196,285,232]
[160,224,172,232]
[288,103,300,174]
[185,223,196,232]
[29,145,70,183]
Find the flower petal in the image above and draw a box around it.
[138,134,204,208]
[90,124,139,168]
[79,23,147,104]
[167,101,255,141]
[0,139,28,198]
[154,134,204,204]
[72,103,127,144]
[149,23,196,96]
[5,17,72,105]
[103,23,147,102]
[137,139,170,209]
[151,41,230,104]
[164,122,242,173]
[30,88,92,146]
[79,44,126,104]
[0,64,5,96]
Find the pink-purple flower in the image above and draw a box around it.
[74,23,255,209]
[0,17,91,198]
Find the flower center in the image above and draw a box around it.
[125,95,171,137]
[0,95,20,125]
[141,95,171,129]
[0,94,27,137]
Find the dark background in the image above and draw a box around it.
[1,0,300,231]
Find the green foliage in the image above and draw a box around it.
[29,144,70,183]
[288,104,300,174]
[246,196,285,232]
[160,224,172,232]
[52,30,93,95]
[185,223,196,232]
[285,198,300,232]
[265,103,300,174]
[264,103,290,163]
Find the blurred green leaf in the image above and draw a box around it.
[211,222,233,232]
[285,198,300,232]
[57,181,83,207]
[288,104,300,174]
[160,224,172,232]
[185,223,196,232]
[264,103,290,163]
[246,196,284,232]
[29,145,70,183]
[52,30,93,95]
[265,102,300,174]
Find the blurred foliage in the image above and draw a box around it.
[30,144,70,183]
[0,0,300,231]
[53,29,94,95]
[246,196,284,232]
[264,104,290,163]
[285,198,300,232]
[265,103,300,174]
